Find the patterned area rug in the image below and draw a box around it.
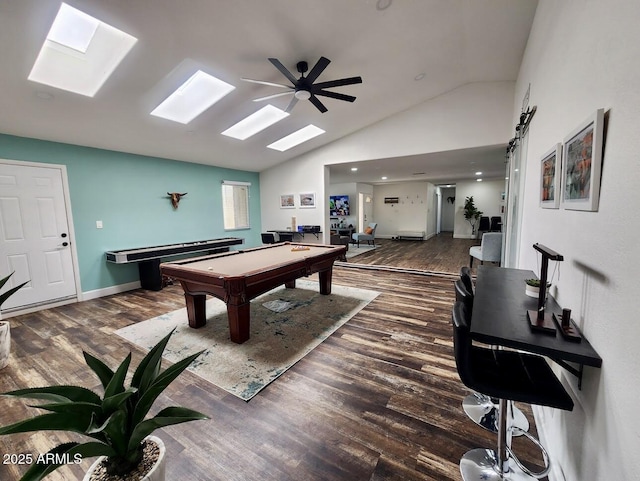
[345,244,377,259]
[115,280,379,401]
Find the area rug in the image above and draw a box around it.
[345,244,378,259]
[115,280,379,401]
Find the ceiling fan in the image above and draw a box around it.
[242,56,362,113]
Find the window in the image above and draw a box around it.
[222,181,250,230]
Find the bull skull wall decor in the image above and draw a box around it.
[168,192,187,209]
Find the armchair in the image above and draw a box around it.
[469,232,502,268]
[351,222,378,247]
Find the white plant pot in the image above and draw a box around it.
[0,321,10,370]
[83,436,166,481]
[525,284,549,298]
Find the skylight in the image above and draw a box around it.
[221,105,289,140]
[267,125,325,152]
[150,70,236,124]
[28,3,137,97]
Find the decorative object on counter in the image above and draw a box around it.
[0,329,208,481]
[561,108,605,211]
[167,192,187,209]
[527,244,563,334]
[524,278,551,298]
[552,308,583,343]
[0,272,29,370]
[540,143,562,209]
[463,196,483,236]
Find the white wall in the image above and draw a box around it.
[260,81,515,239]
[371,182,432,238]
[516,2,640,480]
[453,179,504,238]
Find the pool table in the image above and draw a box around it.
[160,242,346,343]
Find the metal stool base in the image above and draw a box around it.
[462,394,530,435]
[460,448,537,481]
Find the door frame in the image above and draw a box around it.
[0,158,83,316]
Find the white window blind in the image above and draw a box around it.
[222,181,250,230]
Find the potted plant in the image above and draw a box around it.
[0,272,29,370]
[0,328,208,481]
[463,196,483,236]
[525,278,551,298]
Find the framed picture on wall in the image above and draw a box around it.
[299,192,316,208]
[280,194,295,208]
[540,143,562,209]
[561,108,604,211]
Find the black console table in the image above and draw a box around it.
[471,266,602,388]
[106,237,244,290]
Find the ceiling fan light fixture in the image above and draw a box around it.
[294,89,311,100]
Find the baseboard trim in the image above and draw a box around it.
[82,281,142,301]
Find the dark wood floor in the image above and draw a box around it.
[344,233,478,274]
[0,236,545,481]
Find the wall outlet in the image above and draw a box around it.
[96,220,103,229]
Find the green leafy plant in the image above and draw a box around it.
[0,329,208,480]
[0,272,29,308]
[463,196,483,234]
[525,278,551,288]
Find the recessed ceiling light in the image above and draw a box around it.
[376,0,393,11]
[477,178,483,182]
[28,3,137,97]
[414,73,426,81]
[475,171,482,175]
[221,105,289,140]
[381,176,388,180]
[267,125,325,151]
[351,167,358,172]
[151,70,235,124]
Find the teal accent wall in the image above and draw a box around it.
[0,134,261,293]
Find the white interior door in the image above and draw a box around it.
[0,162,77,311]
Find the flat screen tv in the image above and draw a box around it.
[329,195,350,216]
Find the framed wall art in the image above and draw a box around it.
[298,192,316,208]
[280,194,295,208]
[561,108,604,211]
[540,143,562,208]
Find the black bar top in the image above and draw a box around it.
[471,266,602,368]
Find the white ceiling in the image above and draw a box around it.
[0,0,537,183]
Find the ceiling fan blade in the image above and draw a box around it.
[241,78,292,89]
[268,58,298,85]
[305,56,331,84]
[313,90,357,102]
[309,95,328,113]
[285,96,299,113]
[313,76,363,90]
[253,91,294,102]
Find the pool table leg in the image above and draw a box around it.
[185,293,207,328]
[318,268,333,295]
[227,302,250,344]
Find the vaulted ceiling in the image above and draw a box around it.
[0,0,537,182]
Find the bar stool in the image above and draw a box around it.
[454,279,529,436]
[452,301,574,480]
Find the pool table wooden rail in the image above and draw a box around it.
[160,243,346,343]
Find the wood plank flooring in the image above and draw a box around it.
[0,237,546,481]
[344,234,478,274]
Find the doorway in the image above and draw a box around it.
[0,160,80,313]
